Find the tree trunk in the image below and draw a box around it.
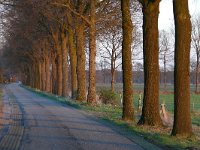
[51,52,57,94]
[33,64,36,88]
[52,31,62,96]
[34,63,38,88]
[121,0,134,121]
[61,30,69,97]
[76,22,86,101]
[57,53,63,96]
[138,0,162,126]
[29,65,34,87]
[68,18,78,99]
[87,0,97,104]
[111,67,116,92]
[45,55,51,92]
[24,67,30,86]
[36,62,42,90]
[164,54,167,92]
[195,57,199,94]
[41,60,46,91]
[172,0,193,137]
[39,62,42,90]
[111,49,115,92]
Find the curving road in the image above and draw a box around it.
[0,83,161,150]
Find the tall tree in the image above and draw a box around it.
[138,0,162,126]
[87,0,97,104]
[121,0,134,121]
[61,24,69,97]
[172,0,193,137]
[51,29,63,96]
[44,41,51,93]
[67,12,78,99]
[70,1,87,101]
[76,19,87,101]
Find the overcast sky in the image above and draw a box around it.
[159,0,200,30]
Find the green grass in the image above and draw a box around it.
[22,84,200,150]
[192,115,200,126]
[99,83,200,129]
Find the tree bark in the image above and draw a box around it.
[111,49,116,92]
[121,0,134,121]
[35,62,42,90]
[111,67,116,92]
[51,30,62,96]
[57,53,62,96]
[138,0,162,126]
[61,29,69,97]
[54,32,62,96]
[41,60,46,91]
[39,62,42,90]
[87,0,97,104]
[29,65,34,88]
[172,0,193,137]
[164,53,167,92]
[33,64,36,88]
[51,52,57,94]
[76,21,86,101]
[195,56,199,94]
[45,55,51,92]
[68,17,78,99]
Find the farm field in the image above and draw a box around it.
[97,83,200,112]
[97,83,200,130]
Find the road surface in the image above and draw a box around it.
[0,83,161,150]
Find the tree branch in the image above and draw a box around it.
[52,2,91,26]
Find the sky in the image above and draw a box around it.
[159,0,200,30]
[157,0,200,68]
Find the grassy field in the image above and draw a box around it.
[97,83,200,112]
[98,83,200,125]
[23,84,200,149]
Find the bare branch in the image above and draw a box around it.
[52,2,91,26]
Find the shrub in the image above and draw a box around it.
[99,89,121,106]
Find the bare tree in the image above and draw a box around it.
[159,30,173,92]
[98,27,122,92]
[191,15,200,94]
[133,62,143,83]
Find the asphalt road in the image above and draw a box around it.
[0,83,161,150]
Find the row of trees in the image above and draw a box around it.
[2,0,123,100]
[0,0,195,137]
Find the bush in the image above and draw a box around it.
[99,89,121,106]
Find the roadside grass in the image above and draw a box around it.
[22,85,200,150]
[192,112,200,127]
